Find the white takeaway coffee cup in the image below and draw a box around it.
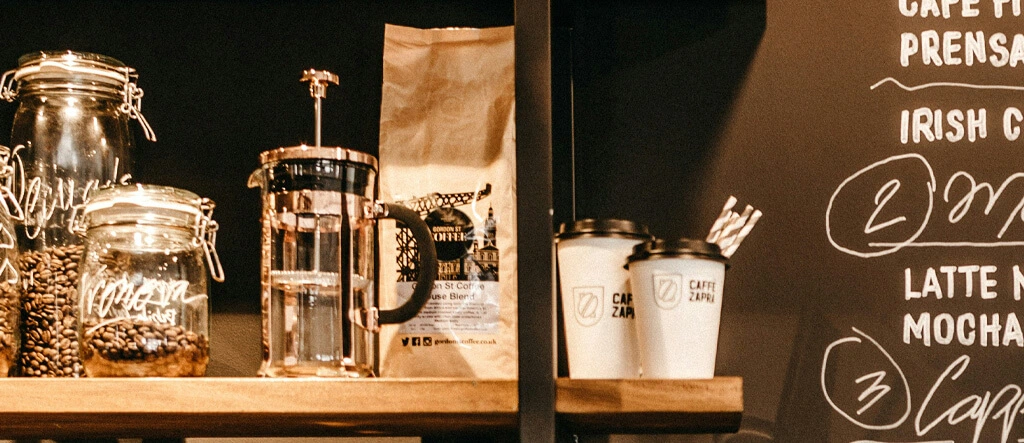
[556,219,652,379]
[627,239,728,379]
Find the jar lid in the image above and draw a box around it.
[627,238,728,264]
[2,50,157,142]
[258,145,379,170]
[12,50,130,88]
[77,184,225,283]
[556,218,652,241]
[80,184,206,230]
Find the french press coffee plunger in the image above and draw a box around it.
[249,70,437,377]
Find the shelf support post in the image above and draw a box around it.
[515,0,556,441]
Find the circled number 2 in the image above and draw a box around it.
[865,179,907,234]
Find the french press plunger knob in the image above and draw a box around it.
[300,69,339,148]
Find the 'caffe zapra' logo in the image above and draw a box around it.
[82,267,207,325]
[573,286,603,327]
[653,274,683,310]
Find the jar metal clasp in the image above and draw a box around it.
[198,198,225,283]
[0,69,18,102]
[116,67,157,142]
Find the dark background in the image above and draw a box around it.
[0,1,514,377]
[0,0,515,315]
[8,1,1024,442]
[555,0,1024,442]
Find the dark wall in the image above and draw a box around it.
[553,0,775,436]
[561,0,1024,441]
[10,2,1016,440]
[555,0,765,238]
[0,0,513,313]
[0,0,513,375]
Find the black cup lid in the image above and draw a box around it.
[555,218,652,241]
[627,238,728,264]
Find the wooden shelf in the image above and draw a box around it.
[0,378,517,439]
[556,377,743,435]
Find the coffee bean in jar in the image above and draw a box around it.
[75,184,222,377]
[0,280,18,376]
[81,319,209,377]
[18,245,83,377]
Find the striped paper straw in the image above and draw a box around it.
[722,209,762,258]
[706,196,738,242]
[718,205,753,249]
[709,211,738,244]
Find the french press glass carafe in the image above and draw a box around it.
[249,70,437,377]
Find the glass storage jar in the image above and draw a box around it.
[1,50,155,377]
[0,147,18,376]
[73,184,222,377]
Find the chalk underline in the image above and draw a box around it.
[868,241,1024,247]
[871,77,1024,92]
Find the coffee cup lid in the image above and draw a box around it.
[627,238,728,264]
[556,218,652,241]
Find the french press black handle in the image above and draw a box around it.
[377,202,438,325]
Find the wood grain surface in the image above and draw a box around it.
[556,377,743,434]
[0,378,517,438]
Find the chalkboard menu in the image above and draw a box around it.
[750,1,1024,441]
[564,1,1024,441]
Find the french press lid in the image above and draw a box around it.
[259,145,378,170]
[251,69,378,198]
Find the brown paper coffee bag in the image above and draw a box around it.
[378,24,516,379]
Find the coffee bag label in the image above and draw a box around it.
[395,198,501,334]
[397,281,500,334]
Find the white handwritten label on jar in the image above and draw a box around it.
[81,267,206,325]
[8,145,130,238]
[0,223,15,284]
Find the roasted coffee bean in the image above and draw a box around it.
[0,279,19,376]
[18,245,84,377]
[81,318,209,377]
